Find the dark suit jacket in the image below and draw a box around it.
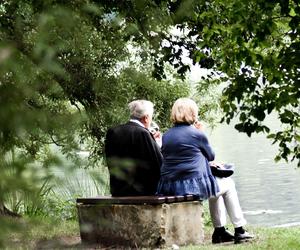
[104,121,163,196]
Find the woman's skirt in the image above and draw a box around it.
[156,174,219,200]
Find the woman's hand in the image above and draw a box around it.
[209,161,224,168]
[194,120,205,131]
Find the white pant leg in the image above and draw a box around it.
[209,192,227,227]
[209,177,247,228]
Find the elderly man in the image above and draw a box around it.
[104,100,163,196]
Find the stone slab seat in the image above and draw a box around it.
[76,195,204,248]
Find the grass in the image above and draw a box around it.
[4,166,110,221]
[4,217,300,249]
[4,217,79,249]
[184,226,300,250]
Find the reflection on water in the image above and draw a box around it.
[243,209,283,215]
[208,121,300,227]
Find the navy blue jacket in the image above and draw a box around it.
[160,123,215,181]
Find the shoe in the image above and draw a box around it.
[234,231,254,243]
[212,229,235,244]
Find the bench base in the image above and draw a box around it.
[77,201,203,248]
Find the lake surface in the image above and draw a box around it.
[208,121,300,227]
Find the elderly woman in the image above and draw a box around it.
[157,98,253,244]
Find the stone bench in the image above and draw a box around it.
[76,195,204,248]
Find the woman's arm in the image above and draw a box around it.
[194,121,215,161]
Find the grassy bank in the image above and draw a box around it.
[5,217,79,249]
[185,226,300,250]
[4,217,300,249]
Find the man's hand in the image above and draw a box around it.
[151,131,162,147]
[152,131,161,140]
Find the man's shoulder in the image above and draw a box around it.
[109,122,147,134]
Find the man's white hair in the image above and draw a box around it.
[128,100,154,119]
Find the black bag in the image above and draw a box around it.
[210,164,234,178]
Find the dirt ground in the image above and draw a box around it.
[32,233,213,249]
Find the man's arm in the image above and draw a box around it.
[141,130,163,168]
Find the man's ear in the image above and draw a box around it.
[140,115,147,125]
[142,115,151,128]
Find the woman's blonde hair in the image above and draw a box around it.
[171,98,198,124]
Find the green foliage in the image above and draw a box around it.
[86,0,299,165]
[202,201,213,227]
[116,0,300,166]
[0,1,191,242]
[1,0,298,244]
[5,165,109,221]
[5,218,79,249]
[204,1,300,165]
[193,76,224,127]
[5,178,52,217]
[44,166,110,220]
[203,0,300,166]
[184,226,300,250]
[115,68,190,130]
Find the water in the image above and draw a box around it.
[208,121,300,227]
